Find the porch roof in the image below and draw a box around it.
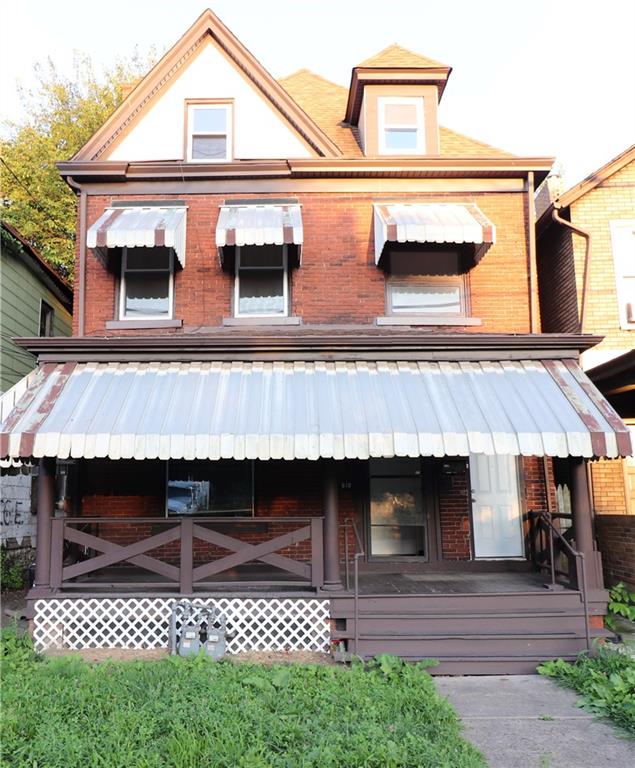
[1,359,630,461]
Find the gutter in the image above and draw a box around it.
[551,203,591,333]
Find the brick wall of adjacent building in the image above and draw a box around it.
[75,190,535,336]
[591,460,628,515]
[595,515,635,588]
[536,224,579,333]
[569,159,635,356]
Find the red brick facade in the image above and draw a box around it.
[77,190,534,336]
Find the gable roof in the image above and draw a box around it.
[558,143,635,208]
[357,44,448,70]
[279,69,513,159]
[73,9,341,161]
[1,222,73,311]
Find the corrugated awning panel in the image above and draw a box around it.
[216,203,303,261]
[1,360,631,461]
[86,207,187,267]
[373,202,496,264]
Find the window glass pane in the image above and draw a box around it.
[168,460,252,516]
[240,244,284,268]
[193,106,227,133]
[124,272,170,317]
[370,458,421,477]
[238,270,285,315]
[39,302,54,337]
[192,135,227,160]
[385,128,418,150]
[370,477,424,527]
[391,283,462,314]
[126,248,171,271]
[384,103,417,124]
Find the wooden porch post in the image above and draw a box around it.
[322,460,343,591]
[34,457,56,588]
[570,457,603,590]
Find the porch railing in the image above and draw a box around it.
[532,511,591,652]
[48,516,324,592]
[341,517,365,655]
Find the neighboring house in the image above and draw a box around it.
[1,10,631,673]
[536,145,635,587]
[0,222,73,548]
[1,222,73,392]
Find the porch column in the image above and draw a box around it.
[570,457,603,590]
[34,457,56,588]
[322,460,343,591]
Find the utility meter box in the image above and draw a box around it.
[169,600,229,659]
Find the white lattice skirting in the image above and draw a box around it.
[33,598,331,653]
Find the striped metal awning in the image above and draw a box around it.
[1,360,630,462]
[216,202,303,262]
[87,207,187,267]
[373,203,496,264]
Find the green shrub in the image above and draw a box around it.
[538,647,635,735]
[0,547,26,590]
[606,582,635,630]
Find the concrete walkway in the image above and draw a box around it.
[435,675,634,768]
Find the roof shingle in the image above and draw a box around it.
[357,44,448,69]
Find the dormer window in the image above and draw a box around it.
[378,97,424,155]
[186,102,232,162]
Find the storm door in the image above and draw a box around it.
[470,454,524,558]
[368,458,427,559]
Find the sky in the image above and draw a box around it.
[2,0,634,189]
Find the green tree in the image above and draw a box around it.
[1,51,156,281]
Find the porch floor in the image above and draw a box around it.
[55,563,569,596]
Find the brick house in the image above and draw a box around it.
[1,10,631,673]
[536,145,635,587]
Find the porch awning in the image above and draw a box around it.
[86,206,187,267]
[1,360,631,461]
[373,203,496,264]
[216,201,303,262]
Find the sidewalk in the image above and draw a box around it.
[435,675,634,768]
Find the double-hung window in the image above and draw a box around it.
[186,102,231,162]
[386,250,469,318]
[234,244,288,317]
[378,97,425,155]
[119,247,174,320]
[610,220,635,328]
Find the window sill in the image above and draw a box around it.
[222,317,302,327]
[106,319,183,330]
[375,315,482,327]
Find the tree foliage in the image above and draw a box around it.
[1,51,156,281]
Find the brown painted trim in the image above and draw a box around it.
[72,9,341,161]
[346,67,452,124]
[58,155,554,185]
[13,333,603,364]
[527,172,539,333]
[558,143,635,209]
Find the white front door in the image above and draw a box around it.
[470,454,524,558]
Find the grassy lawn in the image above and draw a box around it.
[538,647,635,736]
[1,631,484,768]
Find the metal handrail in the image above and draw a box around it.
[341,518,365,656]
[535,511,591,652]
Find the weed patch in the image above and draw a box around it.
[538,647,635,736]
[1,632,484,768]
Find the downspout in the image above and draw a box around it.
[65,176,87,336]
[551,204,591,333]
[527,172,539,332]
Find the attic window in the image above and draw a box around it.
[186,102,231,162]
[378,97,424,155]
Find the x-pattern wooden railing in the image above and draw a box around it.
[49,516,324,592]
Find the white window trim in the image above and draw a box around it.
[609,219,635,330]
[186,102,232,163]
[234,245,289,319]
[387,275,468,317]
[377,96,425,156]
[119,248,174,321]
